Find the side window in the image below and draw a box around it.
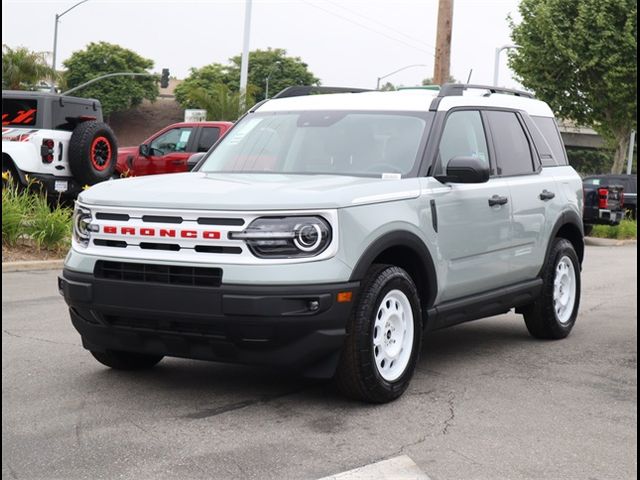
[437,110,489,174]
[486,111,534,176]
[150,127,193,155]
[197,127,221,152]
[532,116,568,166]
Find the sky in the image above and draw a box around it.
[2,0,523,90]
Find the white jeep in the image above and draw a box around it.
[2,90,118,198]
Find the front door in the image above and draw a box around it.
[424,109,512,303]
[134,126,195,175]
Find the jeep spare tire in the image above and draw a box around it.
[68,121,117,185]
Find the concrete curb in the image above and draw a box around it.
[2,259,64,273]
[585,237,637,247]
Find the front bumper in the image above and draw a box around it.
[59,268,359,378]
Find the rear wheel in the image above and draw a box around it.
[522,238,581,339]
[335,265,422,403]
[68,121,117,186]
[91,350,163,370]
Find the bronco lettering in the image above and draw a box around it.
[101,226,220,239]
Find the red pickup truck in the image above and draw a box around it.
[116,121,233,176]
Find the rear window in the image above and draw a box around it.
[2,98,38,127]
[532,116,568,166]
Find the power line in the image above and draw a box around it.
[302,0,435,57]
[323,0,437,52]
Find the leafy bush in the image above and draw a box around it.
[2,181,34,246]
[27,194,72,250]
[2,178,72,251]
[591,220,637,240]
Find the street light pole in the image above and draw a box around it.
[493,44,519,86]
[51,0,90,92]
[239,0,253,110]
[376,64,429,90]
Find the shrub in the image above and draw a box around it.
[2,178,72,251]
[27,194,72,250]
[591,220,637,240]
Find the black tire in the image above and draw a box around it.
[335,264,422,403]
[90,350,163,370]
[68,121,118,185]
[522,238,581,339]
[583,224,593,236]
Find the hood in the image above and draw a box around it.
[79,173,421,211]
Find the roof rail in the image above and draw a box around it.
[429,83,535,111]
[439,83,534,98]
[272,85,372,99]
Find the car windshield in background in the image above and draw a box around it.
[199,111,431,177]
[2,98,38,127]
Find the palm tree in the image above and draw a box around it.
[2,45,55,90]
[183,83,257,121]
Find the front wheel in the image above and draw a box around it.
[335,265,422,403]
[522,238,581,339]
[91,350,163,370]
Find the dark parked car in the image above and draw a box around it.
[583,174,637,220]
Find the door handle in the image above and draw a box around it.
[171,160,185,165]
[488,195,509,207]
[539,190,555,201]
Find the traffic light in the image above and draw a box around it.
[160,68,170,88]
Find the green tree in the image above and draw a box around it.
[174,64,230,108]
[509,0,637,173]
[379,82,396,91]
[181,84,257,121]
[175,47,319,108]
[63,42,158,117]
[2,45,54,90]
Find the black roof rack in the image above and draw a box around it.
[429,83,535,111]
[272,86,372,99]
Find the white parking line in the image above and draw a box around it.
[318,455,431,480]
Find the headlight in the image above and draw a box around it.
[73,206,94,247]
[230,216,332,258]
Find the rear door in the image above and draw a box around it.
[426,109,513,302]
[193,126,222,153]
[485,110,559,283]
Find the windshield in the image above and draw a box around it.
[199,111,431,177]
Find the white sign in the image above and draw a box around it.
[184,109,207,122]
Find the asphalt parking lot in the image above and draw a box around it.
[2,244,637,480]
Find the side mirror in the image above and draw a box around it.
[435,156,490,184]
[187,152,206,171]
[138,144,150,157]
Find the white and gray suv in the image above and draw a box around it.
[59,84,584,403]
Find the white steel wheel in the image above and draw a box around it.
[553,255,577,324]
[372,289,414,381]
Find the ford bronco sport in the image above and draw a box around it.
[59,84,584,403]
[2,90,118,198]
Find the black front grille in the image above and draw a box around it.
[94,260,222,287]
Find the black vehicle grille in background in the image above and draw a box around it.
[94,260,222,287]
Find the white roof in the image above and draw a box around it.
[256,87,554,118]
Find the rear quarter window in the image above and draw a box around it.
[531,116,568,166]
[2,98,38,127]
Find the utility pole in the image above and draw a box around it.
[433,0,454,85]
[239,0,253,110]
